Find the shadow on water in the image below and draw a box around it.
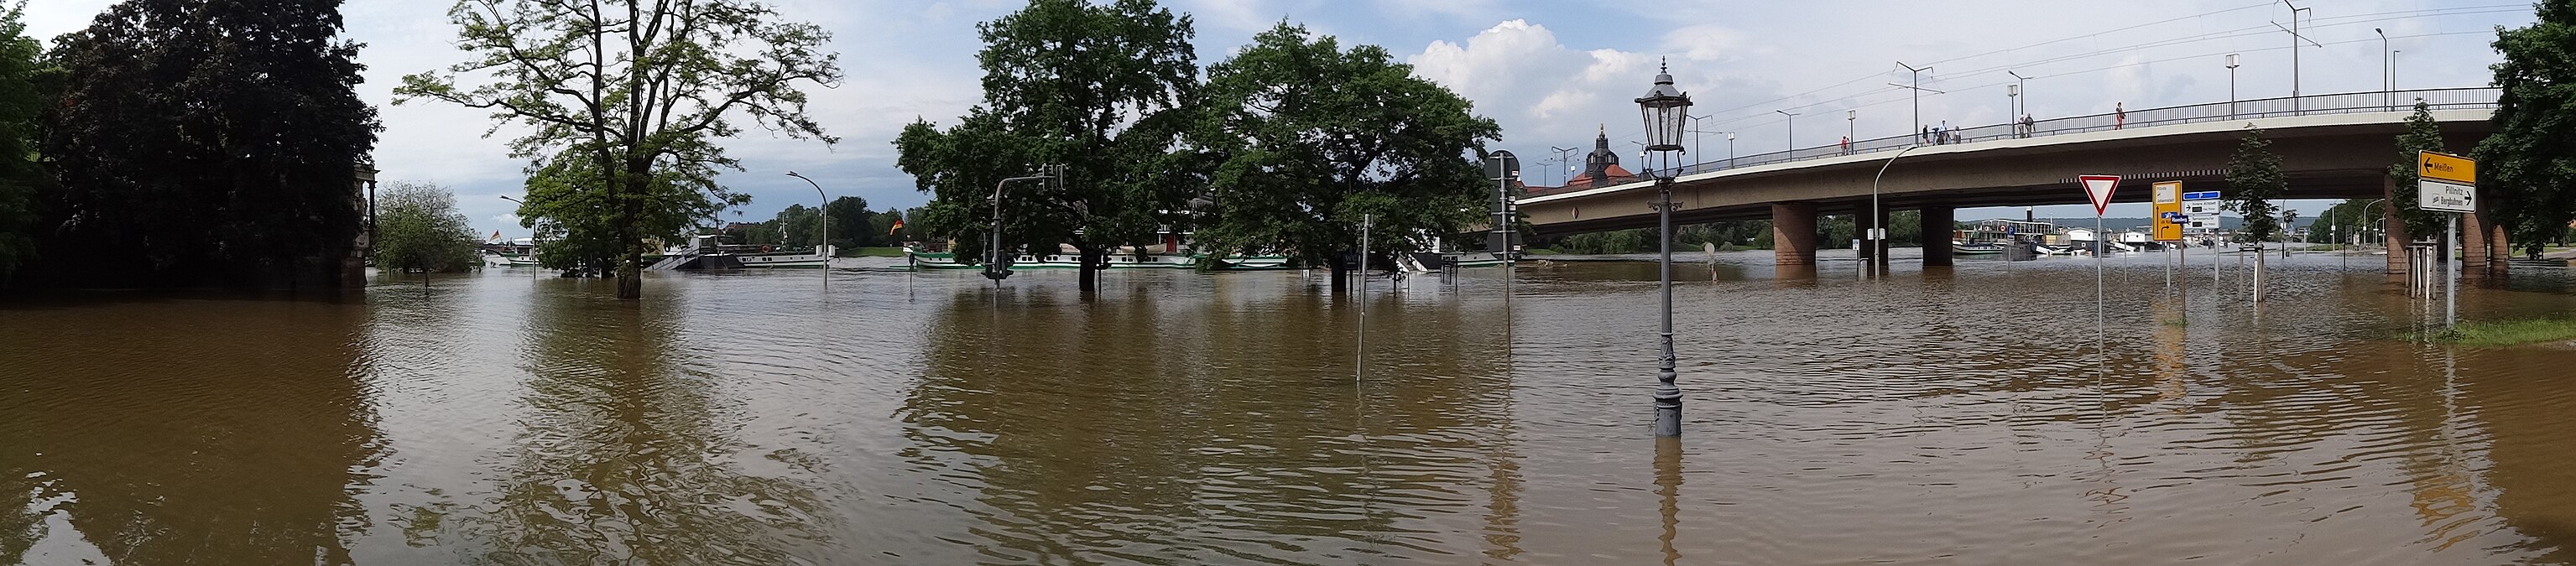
[394,281,835,564]
[0,294,381,564]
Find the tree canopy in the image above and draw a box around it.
[399,0,841,298]
[34,0,378,288]
[0,2,43,279]
[2474,0,2576,255]
[2386,101,2450,238]
[373,181,480,273]
[1189,22,1499,276]
[895,0,1202,288]
[2223,127,2285,243]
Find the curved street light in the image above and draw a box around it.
[787,171,831,286]
[1869,145,1925,273]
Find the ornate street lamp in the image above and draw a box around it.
[1635,59,1692,438]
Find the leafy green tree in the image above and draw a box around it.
[1190,23,1499,283]
[399,0,841,299]
[896,0,1201,289]
[2475,0,2576,257]
[518,152,727,278]
[2386,101,2449,238]
[822,195,872,248]
[0,2,42,279]
[38,0,378,288]
[373,181,480,273]
[2223,127,2286,243]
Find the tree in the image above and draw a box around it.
[37,0,378,288]
[822,195,871,248]
[2386,101,2449,239]
[1190,23,1499,284]
[0,2,43,279]
[2475,0,2576,257]
[2223,127,2286,243]
[373,181,480,274]
[399,0,842,299]
[895,0,1201,290]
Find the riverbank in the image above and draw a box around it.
[2410,318,2576,347]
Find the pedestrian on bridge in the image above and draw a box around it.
[2115,102,2127,129]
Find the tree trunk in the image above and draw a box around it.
[1328,252,1350,292]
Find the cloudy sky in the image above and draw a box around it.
[19,0,2537,236]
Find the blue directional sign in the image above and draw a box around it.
[2182,190,2222,200]
[2161,211,2188,222]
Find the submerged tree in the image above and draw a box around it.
[2223,127,2285,244]
[1190,22,1499,283]
[399,0,841,299]
[2475,0,2576,257]
[373,181,480,274]
[895,0,1202,290]
[39,0,378,288]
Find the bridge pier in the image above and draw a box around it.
[2384,176,2411,277]
[1855,210,1878,264]
[1772,202,1817,266]
[1922,205,1955,267]
[2487,220,2511,277]
[2464,211,2488,279]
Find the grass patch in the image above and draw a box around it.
[2161,318,2188,328]
[836,247,910,257]
[2406,318,2576,347]
[1520,248,1562,255]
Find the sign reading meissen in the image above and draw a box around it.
[2417,151,2476,213]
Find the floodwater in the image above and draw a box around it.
[3,249,2575,565]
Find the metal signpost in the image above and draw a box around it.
[2153,182,2183,289]
[2184,190,2223,285]
[2418,151,2476,328]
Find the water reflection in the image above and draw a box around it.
[0,295,380,564]
[900,278,1519,563]
[415,286,832,564]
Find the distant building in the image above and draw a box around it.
[1525,126,1636,198]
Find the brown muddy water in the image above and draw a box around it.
[3,249,2575,565]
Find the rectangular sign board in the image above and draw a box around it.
[2420,179,2476,213]
[2420,152,2475,184]
[2181,191,2221,201]
[2151,182,2184,241]
[2184,200,2222,231]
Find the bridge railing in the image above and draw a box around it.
[1630,87,2500,181]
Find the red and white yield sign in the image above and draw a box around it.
[2079,174,2121,216]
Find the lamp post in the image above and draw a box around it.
[1548,145,1580,186]
[787,171,832,285]
[2376,28,2392,111]
[1690,114,1710,166]
[2005,83,2019,122]
[1725,132,1736,169]
[1869,145,1923,273]
[2007,70,2029,118]
[1636,60,1693,439]
[1776,109,1797,153]
[1844,110,1856,154]
[2226,54,2241,118]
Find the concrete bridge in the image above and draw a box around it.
[1519,87,2511,275]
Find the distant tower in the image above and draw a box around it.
[1583,124,1620,182]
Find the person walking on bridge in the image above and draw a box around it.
[2115,102,2127,129]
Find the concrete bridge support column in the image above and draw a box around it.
[2384,176,2412,277]
[2488,221,2511,277]
[1922,205,1955,267]
[1772,202,1817,266]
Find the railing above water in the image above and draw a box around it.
[1536,87,2501,197]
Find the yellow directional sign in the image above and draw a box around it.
[2420,152,2475,184]
[2151,181,2183,241]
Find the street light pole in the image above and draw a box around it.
[1776,109,1797,153]
[786,171,830,283]
[1725,132,1736,169]
[1636,61,1693,439]
[2007,70,2029,119]
[1844,110,1856,154]
[2376,28,2392,111]
[2226,54,2241,119]
[1869,145,1922,274]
